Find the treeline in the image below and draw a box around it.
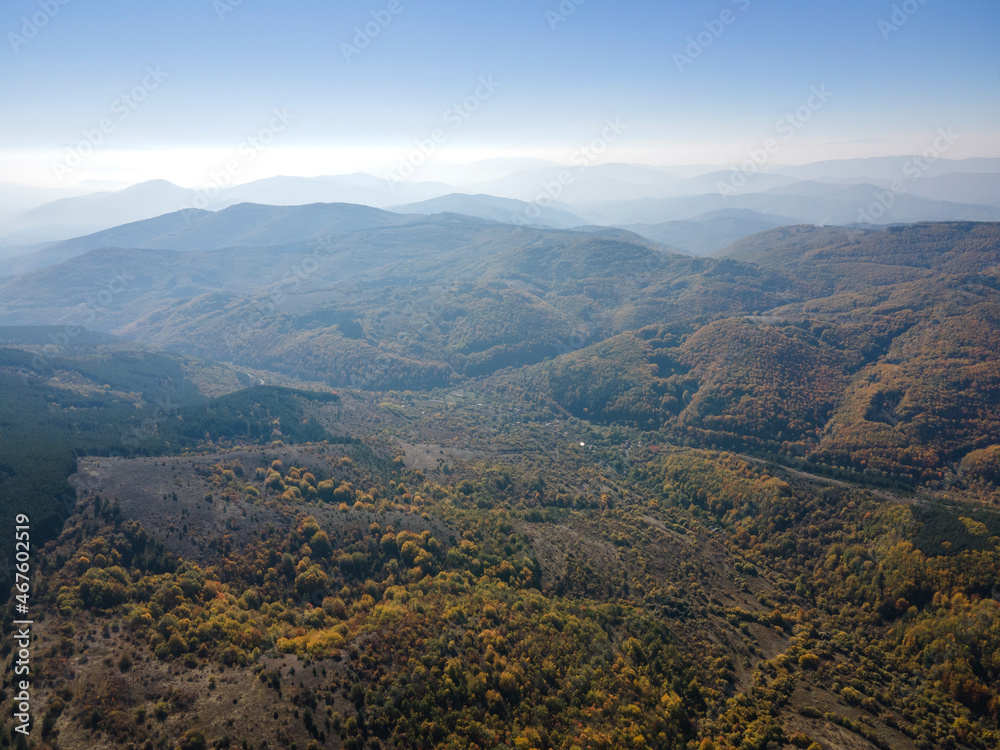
[0,347,341,586]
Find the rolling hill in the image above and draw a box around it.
[389,193,587,229]
[0,208,797,388]
[0,202,423,276]
[2,213,1000,750]
[622,209,790,256]
[579,183,1000,226]
[515,222,1000,478]
[718,221,1000,292]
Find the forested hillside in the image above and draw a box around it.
[1,218,999,750]
[525,222,1000,482]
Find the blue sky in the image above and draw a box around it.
[2,0,998,186]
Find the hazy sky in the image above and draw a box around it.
[3,0,998,187]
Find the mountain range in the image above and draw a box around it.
[5,156,1000,253]
[4,201,998,436]
[3,193,1000,750]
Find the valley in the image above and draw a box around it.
[1,210,999,749]
[5,1,1000,747]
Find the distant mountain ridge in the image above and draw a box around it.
[6,155,1000,247]
[579,182,1000,225]
[0,202,422,276]
[3,176,461,244]
[622,209,790,256]
[7,179,198,240]
[388,193,587,229]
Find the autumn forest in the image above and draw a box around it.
[1,217,999,750]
